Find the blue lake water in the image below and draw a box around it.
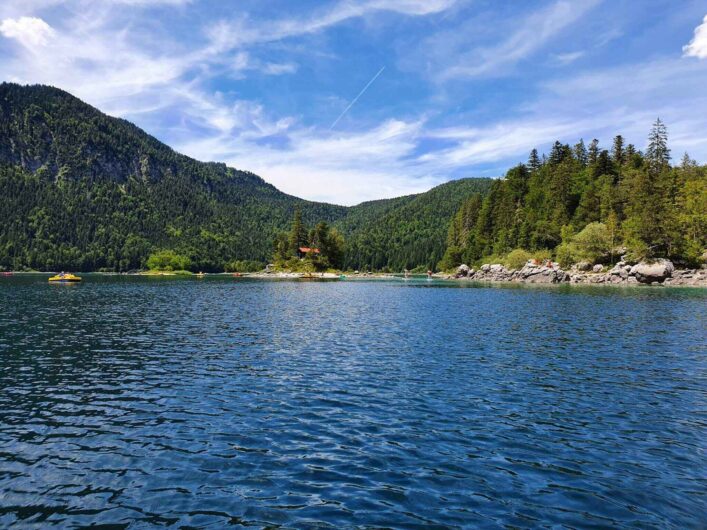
[0,275,706,528]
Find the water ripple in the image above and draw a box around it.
[0,275,705,528]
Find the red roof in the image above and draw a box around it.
[298,247,320,254]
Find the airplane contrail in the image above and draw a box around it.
[330,66,386,130]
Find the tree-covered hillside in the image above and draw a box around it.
[0,83,492,272]
[440,121,707,270]
[339,178,494,271]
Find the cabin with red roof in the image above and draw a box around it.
[297,247,320,259]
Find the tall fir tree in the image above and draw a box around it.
[646,118,671,171]
[528,149,541,173]
[588,139,600,166]
[573,139,588,167]
[288,208,308,255]
[611,135,625,166]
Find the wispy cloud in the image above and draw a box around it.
[206,0,456,51]
[550,51,585,66]
[683,14,707,59]
[178,119,436,204]
[1,0,705,205]
[439,0,602,79]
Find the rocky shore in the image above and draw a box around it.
[450,259,707,287]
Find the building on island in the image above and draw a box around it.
[297,247,320,259]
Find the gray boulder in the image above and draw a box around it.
[456,264,470,278]
[609,263,629,279]
[480,264,491,272]
[576,261,592,271]
[630,259,674,284]
[592,264,603,273]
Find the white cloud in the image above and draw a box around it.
[262,62,298,75]
[0,16,55,49]
[683,14,707,59]
[207,0,456,50]
[440,0,602,79]
[1,0,706,206]
[551,51,585,65]
[177,119,434,204]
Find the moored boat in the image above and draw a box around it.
[48,273,82,283]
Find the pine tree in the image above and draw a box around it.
[594,150,614,178]
[646,118,670,171]
[611,135,625,166]
[573,139,588,167]
[528,149,541,173]
[680,152,695,170]
[288,208,308,255]
[588,139,599,166]
[549,141,564,165]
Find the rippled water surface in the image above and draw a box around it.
[1,275,706,528]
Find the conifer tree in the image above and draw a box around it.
[288,208,308,255]
[611,135,625,166]
[588,139,600,165]
[573,139,588,167]
[646,118,670,171]
[594,150,614,178]
[528,149,541,173]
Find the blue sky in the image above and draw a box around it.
[1,0,706,204]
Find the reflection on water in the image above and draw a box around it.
[1,275,706,528]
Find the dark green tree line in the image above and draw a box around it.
[440,119,707,270]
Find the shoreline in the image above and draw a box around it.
[4,268,706,288]
[446,260,707,288]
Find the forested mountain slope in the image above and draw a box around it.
[340,178,494,270]
[0,83,492,271]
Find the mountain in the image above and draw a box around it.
[340,179,493,270]
[0,83,492,272]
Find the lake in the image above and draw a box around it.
[1,275,705,528]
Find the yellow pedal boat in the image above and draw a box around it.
[48,273,82,283]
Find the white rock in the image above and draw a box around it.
[630,259,674,283]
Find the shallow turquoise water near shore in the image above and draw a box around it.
[1,275,706,528]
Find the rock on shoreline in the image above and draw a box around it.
[452,259,707,287]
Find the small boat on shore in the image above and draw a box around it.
[48,273,82,283]
[196,272,206,278]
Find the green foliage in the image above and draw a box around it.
[555,223,611,266]
[225,260,264,273]
[147,250,191,271]
[288,208,308,256]
[0,83,493,272]
[440,121,706,270]
[275,214,346,271]
[3,85,701,274]
[339,179,494,271]
[570,223,612,263]
[504,249,532,270]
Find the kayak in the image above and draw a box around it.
[48,273,81,282]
